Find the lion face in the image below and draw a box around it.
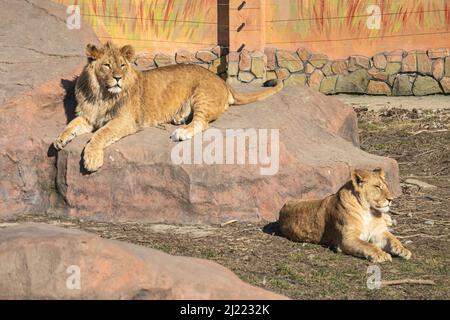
[351,168,394,213]
[85,42,135,95]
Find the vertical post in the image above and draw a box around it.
[228,0,266,52]
[217,0,230,54]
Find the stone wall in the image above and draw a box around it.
[133,47,450,96]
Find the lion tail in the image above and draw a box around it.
[227,79,283,105]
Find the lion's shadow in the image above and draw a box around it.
[47,78,78,159]
[61,77,78,124]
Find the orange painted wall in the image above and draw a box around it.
[55,0,218,53]
[54,0,450,58]
[265,0,450,59]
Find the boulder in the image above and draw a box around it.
[0,223,286,299]
[0,0,98,218]
[368,68,388,81]
[348,55,370,71]
[175,50,199,64]
[372,54,387,70]
[412,76,442,96]
[335,69,369,93]
[54,85,400,224]
[196,50,217,63]
[427,48,449,59]
[319,75,338,94]
[237,71,255,83]
[445,57,450,76]
[0,0,98,105]
[276,51,304,72]
[239,50,251,71]
[392,74,414,96]
[321,62,333,76]
[331,60,348,74]
[309,53,328,68]
[250,51,266,78]
[367,80,392,95]
[275,67,290,80]
[432,59,444,80]
[308,69,324,90]
[439,77,450,94]
[296,47,311,62]
[134,52,156,71]
[416,51,432,75]
[386,49,404,62]
[154,54,175,67]
[284,73,307,86]
[385,62,402,75]
[264,48,277,70]
[401,52,417,73]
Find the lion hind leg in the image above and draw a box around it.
[172,101,193,125]
[170,115,209,142]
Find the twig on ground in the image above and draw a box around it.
[220,219,238,227]
[412,129,448,136]
[381,279,436,287]
[396,233,448,239]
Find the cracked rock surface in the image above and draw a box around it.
[0,0,98,104]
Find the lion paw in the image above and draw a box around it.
[83,146,104,172]
[392,245,412,260]
[172,115,188,125]
[369,251,392,263]
[170,128,193,142]
[54,136,68,150]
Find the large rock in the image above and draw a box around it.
[0,223,286,299]
[393,74,414,95]
[54,85,400,224]
[335,69,369,93]
[0,0,98,104]
[367,80,391,95]
[412,76,443,96]
[276,51,303,72]
[0,0,99,218]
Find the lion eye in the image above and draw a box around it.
[103,64,111,69]
[121,63,126,68]
[376,185,382,190]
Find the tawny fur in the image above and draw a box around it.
[278,168,412,263]
[53,42,283,172]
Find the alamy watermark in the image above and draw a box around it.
[66,5,81,30]
[171,128,280,176]
[66,265,81,290]
[366,265,382,290]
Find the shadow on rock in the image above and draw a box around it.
[61,77,78,124]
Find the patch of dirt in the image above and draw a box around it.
[2,107,449,299]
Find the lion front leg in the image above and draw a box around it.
[54,116,93,150]
[340,237,392,263]
[382,231,412,260]
[83,117,139,172]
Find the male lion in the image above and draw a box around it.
[278,168,412,263]
[54,42,283,172]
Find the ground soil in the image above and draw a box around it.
[2,101,449,299]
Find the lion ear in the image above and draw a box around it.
[351,169,366,188]
[373,167,386,179]
[85,44,102,61]
[120,45,135,62]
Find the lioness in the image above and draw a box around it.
[278,168,412,263]
[54,42,283,172]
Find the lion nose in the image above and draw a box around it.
[113,75,122,82]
